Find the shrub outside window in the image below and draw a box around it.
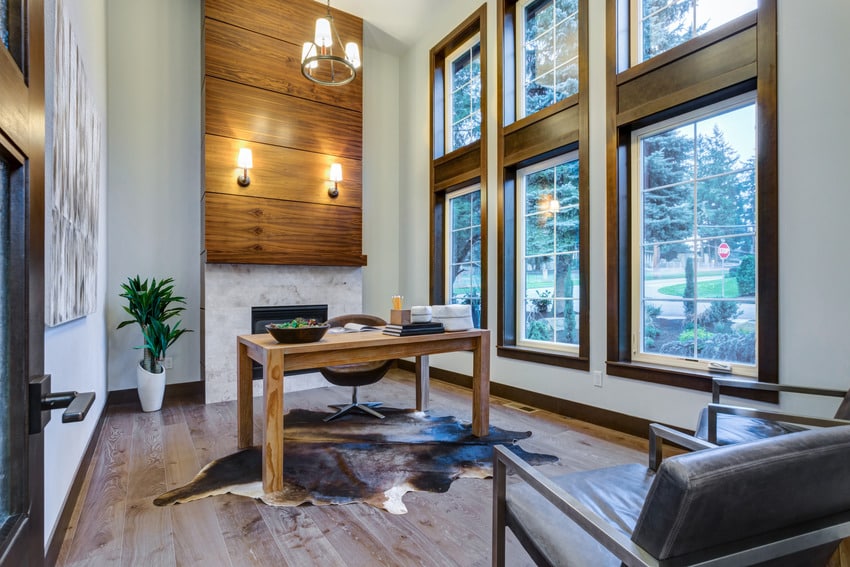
[445,35,481,152]
[633,0,756,64]
[446,186,482,328]
[517,154,580,353]
[632,93,757,375]
[517,0,579,118]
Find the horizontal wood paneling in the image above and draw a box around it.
[204,192,366,266]
[204,18,360,113]
[205,77,362,160]
[204,134,362,207]
[503,106,580,166]
[617,26,757,124]
[433,144,481,191]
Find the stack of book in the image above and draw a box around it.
[382,322,445,336]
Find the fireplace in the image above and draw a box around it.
[251,304,328,380]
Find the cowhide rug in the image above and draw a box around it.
[154,407,557,514]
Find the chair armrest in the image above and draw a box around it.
[648,423,717,472]
[492,445,658,567]
[712,377,846,403]
[705,403,850,443]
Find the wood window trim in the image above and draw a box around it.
[430,5,488,328]
[605,0,778,398]
[497,0,589,370]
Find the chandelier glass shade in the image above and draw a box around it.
[300,1,361,87]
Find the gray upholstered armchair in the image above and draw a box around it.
[696,377,850,445]
[493,424,850,566]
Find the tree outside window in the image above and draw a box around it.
[636,0,756,64]
[518,155,580,351]
[446,36,481,152]
[518,0,579,117]
[447,187,482,327]
[634,96,756,372]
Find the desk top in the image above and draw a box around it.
[238,328,490,371]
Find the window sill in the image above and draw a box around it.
[498,345,588,371]
[606,360,777,404]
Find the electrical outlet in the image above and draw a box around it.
[593,370,603,388]
[162,356,173,369]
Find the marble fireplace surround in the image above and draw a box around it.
[203,264,363,404]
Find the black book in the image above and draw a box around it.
[384,322,444,332]
[382,327,445,336]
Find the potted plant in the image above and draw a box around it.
[117,275,192,412]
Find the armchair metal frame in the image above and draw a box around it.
[492,441,850,567]
[704,377,850,443]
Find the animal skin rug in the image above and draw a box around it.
[154,407,557,514]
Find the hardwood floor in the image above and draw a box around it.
[54,368,654,567]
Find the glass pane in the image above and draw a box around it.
[638,102,757,368]
[447,189,482,326]
[640,0,756,63]
[0,0,8,50]
[0,0,22,71]
[525,168,555,213]
[526,213,554,256]
[451,192,471,231]
[447,40,482,152]
[642,124,695,189]
[556,207,579,252]
[642,0,694,61]
[696,0,757,33]
[0,155,10,525]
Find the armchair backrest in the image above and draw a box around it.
[632,424,850,560]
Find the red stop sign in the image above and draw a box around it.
[718,242,731,260]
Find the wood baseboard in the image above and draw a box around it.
[397,360,678,439]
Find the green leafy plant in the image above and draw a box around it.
[117,276,192,374]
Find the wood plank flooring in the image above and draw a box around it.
[54,369,655,567]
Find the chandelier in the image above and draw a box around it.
[300,0,361,87]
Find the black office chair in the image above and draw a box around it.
[320,314,393,422]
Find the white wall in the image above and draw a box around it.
[105,0,202,391]
[391,0,850,429]
[42,0,109,548]
[362,30,402,316]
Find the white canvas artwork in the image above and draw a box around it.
[46,0,102,326]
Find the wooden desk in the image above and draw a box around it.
[236,328,491,494]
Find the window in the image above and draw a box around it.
[430,7,487,325]
[446,186,482,327]
[446,35,482,152]
[517,154,580,353]
[606,0,777,390]
[633,0,757,64]
[517,0,579,118]
[632,94,756,375]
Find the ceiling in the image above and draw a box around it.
[319,0,448,52]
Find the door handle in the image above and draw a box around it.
[29,375,96,434]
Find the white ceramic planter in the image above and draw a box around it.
[137,361,166,412]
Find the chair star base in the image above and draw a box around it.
[324,400,385,421]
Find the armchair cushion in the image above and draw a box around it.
[694,407,807,445]
[507,463,654,566]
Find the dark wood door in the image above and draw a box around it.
[0,0,46,564]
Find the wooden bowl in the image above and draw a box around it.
[265,323,329,344]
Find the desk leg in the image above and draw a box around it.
[237,340,254,449]
[262,349,285,493]
[472,332,490,437]
[415,355,430,411]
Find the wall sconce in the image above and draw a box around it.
[328,163,342,198]
[237,148,253,187]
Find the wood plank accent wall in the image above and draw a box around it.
[203,0,365,266]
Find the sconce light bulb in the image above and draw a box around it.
[237,148,253,187]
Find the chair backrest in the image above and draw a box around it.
[631,424,850,560]
[327,314,387,328]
